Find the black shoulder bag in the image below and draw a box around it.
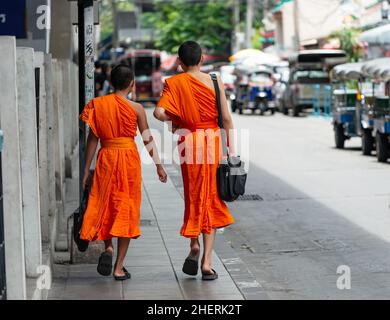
[211,73,247,202]
[73,170,94,252]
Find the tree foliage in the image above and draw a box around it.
[143,0,233,54]
[330,27,363,62]
[100,0,134,41]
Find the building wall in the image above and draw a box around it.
[276,0,348,51]
[361,0,386,28]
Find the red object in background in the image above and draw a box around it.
[160,53,229,74]
[118,49,162,101]
[224,83,234,90]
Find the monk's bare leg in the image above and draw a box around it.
[114,237,130,276]
[104,239,114,255]
[189,237,200,259]
[201,229,216,274]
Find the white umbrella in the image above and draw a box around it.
[239,52,280,67]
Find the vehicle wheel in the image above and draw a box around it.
[361,129,374,156]
[292,105,300,117]
[231,100,237,113]
[271,108,275,115]
[334,123,346,149]
[376,132,390,163]
[259,103,266,116]
[239,106,243,115]
[280,100,288,115]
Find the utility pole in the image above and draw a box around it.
[77,0,95,203]
[110,0,118,48]
[232,0,240,53]
[246,0,254,48]
[293,0,300,51]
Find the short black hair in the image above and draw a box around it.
[110,64,134,90]
[178,41,202,67]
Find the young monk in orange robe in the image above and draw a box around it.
[154,41,235,281]
[80,64,167,280]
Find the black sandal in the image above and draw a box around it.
[182,256,199,276]
[97,251,113,276]
[202,269,218,281]
[113,267,131,281]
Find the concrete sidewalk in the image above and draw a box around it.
[49,159,244,300]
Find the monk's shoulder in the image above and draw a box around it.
[165,73,187,86]
[89,94,113,112]
[128,101,144,116]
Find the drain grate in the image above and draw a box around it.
[140,219,153,226]
[237,194,263,201]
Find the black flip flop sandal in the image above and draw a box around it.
[114,267,131,281]
[182,256,199,276]
[202,269,218,281]
[97,251,113,276]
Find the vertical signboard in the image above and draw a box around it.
[84,5,94,104]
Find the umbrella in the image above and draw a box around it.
[229,49,264,62]
[239,53,281,67]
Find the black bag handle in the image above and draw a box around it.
[210,73,229,157]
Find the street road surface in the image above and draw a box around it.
[147,108,390,300]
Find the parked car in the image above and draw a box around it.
[281,50,348,116]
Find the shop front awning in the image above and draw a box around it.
[360,23,390,45]
[272,0,293,13]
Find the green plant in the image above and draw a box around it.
[144,0,233,54]
[330,27,363,62]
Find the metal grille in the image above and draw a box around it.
[0,151,6,300]
[237,194,263,201]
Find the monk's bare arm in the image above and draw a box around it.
[218,76,236,155]
[154,107,180,133]
[135,103,167,183]
[153,107,173,123]
[82,130,98,190]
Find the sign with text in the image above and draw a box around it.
[85,5,95,104]
[0,0,27,38]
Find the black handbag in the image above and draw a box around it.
[73,170,93,252]
[211,74,247,202]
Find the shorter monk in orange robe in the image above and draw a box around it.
[80,64,167,280]
[154,41,235,280]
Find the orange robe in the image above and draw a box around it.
[157,73,234,238]
[79,94,141,241]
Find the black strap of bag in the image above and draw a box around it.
[211,74,229,157]
[210,74,247,202]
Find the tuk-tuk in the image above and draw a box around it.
[331,62,364,149]
[361,58,390,162]
[117,49,162,103]
[231,66,275,115]
[281,50,348,116]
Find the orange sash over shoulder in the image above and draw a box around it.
[158,73,234,238]
[80,94,142,241]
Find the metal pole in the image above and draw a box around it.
[293,0,300,51]
[78,0,94,204]
[110,0,118,48]
[245,0,254,48]
[232,0,240,53]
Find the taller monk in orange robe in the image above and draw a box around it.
[80,64,167,280]
[154,41,235,281]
